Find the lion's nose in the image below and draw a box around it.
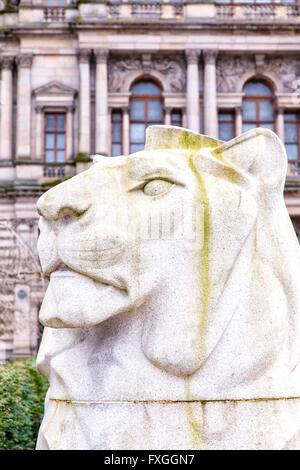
[37,178,91,221]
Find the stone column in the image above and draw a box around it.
[66,105,75,160]
[35,106,43,160]
[185,49,200,133]
[276,106,285,143]
[78,49,91,155]
[0,56,14,160]
[95,49,109,156]
[16,53,33,159]
[122,106,130,156]
[203,50,218,139]
[164,107,172,126]
[236,106,243,137]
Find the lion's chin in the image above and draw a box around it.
[39,270,131,328]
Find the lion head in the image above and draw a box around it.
[37,126,300,383]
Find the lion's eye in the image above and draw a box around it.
[142,179,173,197]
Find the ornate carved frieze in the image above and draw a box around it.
[216,55,254,93]
[216,54,298,93]
[108,54,186,93]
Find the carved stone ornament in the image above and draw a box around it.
[108,54,186,93]
[203,50,218,65]
[185,49,199,65]
[17,53,33,68]
[94,49,109,64]
[36,125,300,450]
[217,54,298,93]
[77,49,91,64]
[1,56,14,70]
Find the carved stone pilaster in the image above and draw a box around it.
[203,50,218,65]
[94,48,109,64]
[2,56,14,70]
[185,49,199,65]
[77,49,91,64]
[35,105,43,114]
[17,54,33,68]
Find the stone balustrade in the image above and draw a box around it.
[7,1,299,24]
[43,6,66,22]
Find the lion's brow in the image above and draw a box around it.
[127,158,189,183]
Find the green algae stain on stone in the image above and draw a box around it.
[145,126,222,154]
[188,155,211,341]
[185,378,202,450]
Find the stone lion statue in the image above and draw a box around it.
[36,126,300,450]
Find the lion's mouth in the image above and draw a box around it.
[50,262,127,292]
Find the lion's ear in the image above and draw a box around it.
[211,128,287,193]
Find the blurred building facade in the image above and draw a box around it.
[1,0,300,360]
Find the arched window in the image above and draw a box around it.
[130,80,163,153]
[242,80,275,133]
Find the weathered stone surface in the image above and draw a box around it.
[36,125,300,450]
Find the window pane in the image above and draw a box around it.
[171,112,181,121]
[46,0,55,6]
[46,134,54,149]
[259,123,274,131]
[131,100,145,121]
[57,134,65,149]
[284,113,298,122]
[130,123,145,143]
[148,100,162,121]
[112,112,122,121]
[113,123,121,142]
[259,101,273,121]
[130,144,145,153]
[286,144,299,161]
[45,150,54,162]
[57,150,65,163]
[131,81,161,96]
[57,115,65,131]
[243,123,257,133]
[244,81,273,96]
[57,0,66,6]
[243,100,257,121]
[285,123,298,143]
[219,113,233,122]
[219,123,233,141]
[46,115,54,131]
[112,144,121,157]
